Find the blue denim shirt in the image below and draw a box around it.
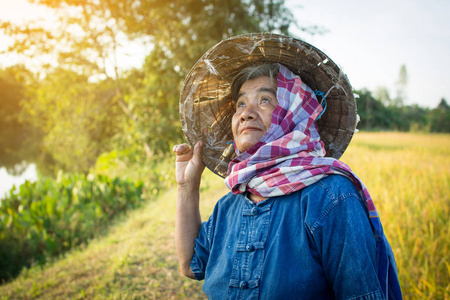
[191,175,401,299]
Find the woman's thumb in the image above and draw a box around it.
[193,140,204,166]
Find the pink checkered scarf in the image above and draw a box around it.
[225,64,381,232]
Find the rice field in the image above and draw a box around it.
[340,132,450,299]
[0,132,448,299]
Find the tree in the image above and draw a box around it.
[374,86,392,107]
[1,0,156,163]
[392,104,429,132]
[356,89,394,130]
[437,98,450,110]
[393,64,408,107]
[1,0,306,173]
[20,68,122,173]
[0,66,42,175]
[121,0,296,69]
[429,98,450,132]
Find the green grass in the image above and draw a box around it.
[0,132,449,299]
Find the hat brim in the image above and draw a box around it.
[180,33,357,178]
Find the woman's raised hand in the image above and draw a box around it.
[173,141,205,188]
[174,141,204,279]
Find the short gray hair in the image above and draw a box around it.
[231,63,280,101]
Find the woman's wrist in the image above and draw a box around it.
[177,178,201,190]
[177,183,200,202]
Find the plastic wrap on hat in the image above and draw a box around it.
[180,33,357,178]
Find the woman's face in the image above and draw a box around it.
[232,76,278,153]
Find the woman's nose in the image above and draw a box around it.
[240,103,257,121]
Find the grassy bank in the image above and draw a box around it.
[0,132,449,299]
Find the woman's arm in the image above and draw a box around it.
[311,192,383,298]
[173,141,205,278]
[303,176,386,299]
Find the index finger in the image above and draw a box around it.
[173,143,191,156]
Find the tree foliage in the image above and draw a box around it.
[356,90,449,132]
[0,0,300,175]
[429,98,450,132]
[21,68,121,173]
[393,64,408,107]
[0,66,43,175]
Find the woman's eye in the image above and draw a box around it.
[261,97,271,104]
[236,101,245,108]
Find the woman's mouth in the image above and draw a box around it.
[240,126,262,134]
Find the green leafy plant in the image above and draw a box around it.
[0,172,143,283]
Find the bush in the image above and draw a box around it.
[0,172,143,283]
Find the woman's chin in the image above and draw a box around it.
[236,138,261,153]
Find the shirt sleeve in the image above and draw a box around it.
[190,216,213,281]
[307,180,385,300]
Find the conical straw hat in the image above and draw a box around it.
[180,33,358,178]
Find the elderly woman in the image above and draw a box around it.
[174,34,402,300]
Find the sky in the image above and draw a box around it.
[287,0,450,108]
[0,0,449,109]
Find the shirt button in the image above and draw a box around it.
[251,207,258,215]
[246,244,254,251]
[239,281,248,289]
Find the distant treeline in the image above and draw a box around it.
[356,89,449,133]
